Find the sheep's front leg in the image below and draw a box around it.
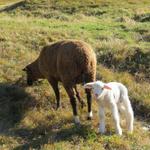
[110,102,122,135]
[48,78,60,109]
[85,89,93,120]
[74,85,85,109]
[99,106,106,134]
[64,86,80,124]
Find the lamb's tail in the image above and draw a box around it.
[119,84,129,102]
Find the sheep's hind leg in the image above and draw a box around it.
[64,85,80,125]
[74,85,85,109]
[48,78,60,109]
[85,88,93,120]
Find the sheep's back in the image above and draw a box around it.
[57,40,96,84]
[39,40,96,84]
[38,41,62,79]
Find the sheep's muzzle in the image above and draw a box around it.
[27,79,33,86]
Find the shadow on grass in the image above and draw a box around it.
[0,0,26,13]
[0,80,95,150]
[0,82,37,133]
[13,119,94,150]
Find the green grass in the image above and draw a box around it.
[0,0,150,149]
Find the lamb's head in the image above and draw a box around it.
[23,65,38,86]
[84,81,111,99]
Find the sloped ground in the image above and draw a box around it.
[0,0,23,8]
[0,0,150,149]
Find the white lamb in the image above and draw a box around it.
[84,81,134,135]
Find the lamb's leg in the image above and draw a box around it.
[118,103,126,116]
[110,102,122,135]
[85,88,93,120]
[122,96,134,133]
[99,106,106,134]
[64,85,80,124]
[48,78,60,109]
[74,85,85,109]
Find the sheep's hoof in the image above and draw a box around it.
[87,111,93,120]
[80,101,86,109]
[74,116,80,126]
[56,107,60,110]
[75,122,81,128]
[56,104,61,110]
[87,116,92,120]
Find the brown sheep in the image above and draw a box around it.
[23,40,97,124]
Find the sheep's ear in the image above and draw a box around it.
[103,85,112,90]
[22,67,27,72]
[84,83,94,89]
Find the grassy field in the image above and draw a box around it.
[0,0,150,149]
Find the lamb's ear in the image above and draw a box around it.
[84,82,94,89]
[103,85,112,90]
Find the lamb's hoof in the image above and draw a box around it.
[116,129,122,136]
[99,128,106,134]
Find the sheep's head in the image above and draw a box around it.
[23,66,38,86]
[84,81,111,99]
